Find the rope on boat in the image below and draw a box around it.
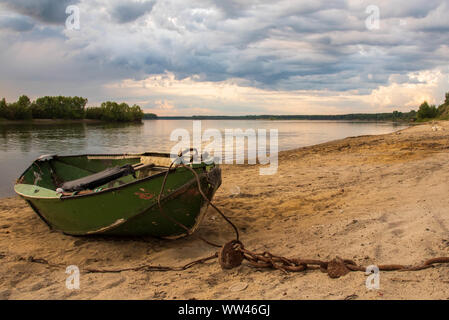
[22,251,219,274]
[176,164,240,242]
[156,161,223,248]
[84,253,219,273]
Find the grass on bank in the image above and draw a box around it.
[415,92,449,122]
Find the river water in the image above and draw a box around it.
[0,119,408,197]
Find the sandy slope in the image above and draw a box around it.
[0,121,449,300]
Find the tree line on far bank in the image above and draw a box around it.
[168,112,417,121]
[0,95,145,122]
[155,91,449,122]
[3,92,449,123]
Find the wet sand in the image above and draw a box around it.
[1,121,449,300]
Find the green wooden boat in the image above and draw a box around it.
[14,152,221,238]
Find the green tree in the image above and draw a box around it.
[6,95,32,120]
[85,101,142,122]
[417,101,438,120]
[31,96,87,119]
[85,106,103,120]
[130,104,144,121]
[391,110,403,121]
[445,92,449,105]
[0,98,6,119]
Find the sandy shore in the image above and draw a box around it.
[1,121,449,300]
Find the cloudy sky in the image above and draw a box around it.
[0,0,448,116]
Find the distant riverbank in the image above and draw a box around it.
[147,110,417,121]
[150,114,415,122]
[1,117,412,124]
[0,118,107,125]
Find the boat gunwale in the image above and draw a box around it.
[14,151,172,183]
[15,152,214,201]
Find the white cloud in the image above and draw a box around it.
[370,69,449,109]
[102,68,449,115]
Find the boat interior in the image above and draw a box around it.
[16,154,173,194]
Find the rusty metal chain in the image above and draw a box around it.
[218,242,449,278]
[170,161,449,279]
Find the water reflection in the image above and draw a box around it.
[0,123,88,153]
[0,120,408,197]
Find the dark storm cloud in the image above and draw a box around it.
[1,0,449,99]
[0,0,80,24]
[0,15,34,32]
[111,0,156,24]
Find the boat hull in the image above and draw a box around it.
[15,155,221,238]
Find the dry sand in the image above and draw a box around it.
[1,121,449,300]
